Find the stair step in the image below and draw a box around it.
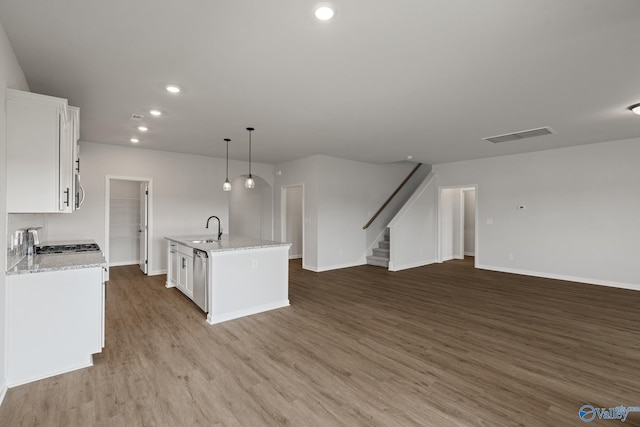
[366,255,389,268]
[378,241,390,250]
[372,248,390,258]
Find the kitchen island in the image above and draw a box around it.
[165,235,291,324]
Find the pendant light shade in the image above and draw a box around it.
[245,127,256,189]
[223,138,231,192]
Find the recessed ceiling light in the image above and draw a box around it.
[629,103,640,115]
[166,85,181,94]
[315,4,335,20]
[130,137,140,143]
[138,126,148,132]
[407,155,413,160]
[149,109,162,117]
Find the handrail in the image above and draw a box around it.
[363,163,422,229]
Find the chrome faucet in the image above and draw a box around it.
[206,215,222,240]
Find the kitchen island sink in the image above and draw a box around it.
[165,235,291,324]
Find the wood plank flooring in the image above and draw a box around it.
[1,258,640,426]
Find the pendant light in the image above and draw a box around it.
[223,138,231,192]
[245,127,256,189]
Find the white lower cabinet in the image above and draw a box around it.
[167,242,179,287]
[166,242,194,298]
[178,251,194,298]
[6,266,104,387]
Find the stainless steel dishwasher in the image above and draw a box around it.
[192,249,209,312]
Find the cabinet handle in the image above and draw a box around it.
[64,188,70,206]
[76,158,80,173]
[182,258,186,269]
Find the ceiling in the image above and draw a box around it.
[1,0,640,165]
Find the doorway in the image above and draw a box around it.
[438,186,477,264]
[281,185,304,260]
[105,176,152,275]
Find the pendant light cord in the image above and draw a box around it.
[247,127,254,177]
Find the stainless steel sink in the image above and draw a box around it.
[189,239,218,244]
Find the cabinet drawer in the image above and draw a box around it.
[177,244,193,257]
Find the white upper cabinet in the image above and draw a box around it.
[6,89,79,213]
[67,106,82,209]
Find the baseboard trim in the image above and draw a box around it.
[316,261,366,272]
[0,383,7,408]
[302,263,318,272]
[149,269,166,276]
[108,260,140,267]
[389,258,438,272]
[475,264,640,292]
[464,252,475,256]
[7,359,94,388]
[289,254,302,260]
[206,300,290,324]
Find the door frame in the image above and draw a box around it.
[139,182,149,274]
[105,176,153,275]
[437,185,478,266]
[280,184,305,261]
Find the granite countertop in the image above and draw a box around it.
[6,240,107,275]
[165,235,291,253]
[7,252,107,275]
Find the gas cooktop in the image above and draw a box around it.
[36,243,101,254]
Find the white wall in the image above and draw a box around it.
[108,179,141,266]
[433,138,640,289]
[284,186,303,258]
[44,142,274,275]
[229,175,273,240]
[0,16,29,403]
[274,155,415,272]
[388,173,438,271]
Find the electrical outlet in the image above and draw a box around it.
[252,259,258,269]
[508,253,514,261]
[486,218,493,225]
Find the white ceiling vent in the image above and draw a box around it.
[130,113,144,121]
[483,127,554,144]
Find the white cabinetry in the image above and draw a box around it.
[167,242,179,287]
[166,242,193,298]
[67,106,83,209]
[178,246,194,298]
[6,267,105,386]
[6,89,79,213]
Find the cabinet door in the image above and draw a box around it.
[6,89,71,213]
[68,107,81,209]
[185,256,194,296]
[169,249,179,286]
[178,254,194,297]
[6,267,103,386]
[59,111,74,212]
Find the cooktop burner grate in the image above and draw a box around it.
[36,243,101,254]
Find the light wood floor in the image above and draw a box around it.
[1,258,639,426]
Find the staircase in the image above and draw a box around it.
[366,228,390,268]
